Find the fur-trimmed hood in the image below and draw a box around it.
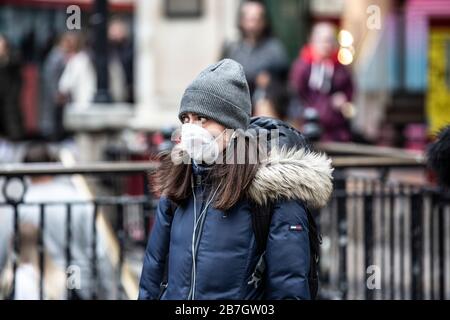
[247,147,334,209]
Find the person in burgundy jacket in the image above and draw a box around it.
[290,22,354,142]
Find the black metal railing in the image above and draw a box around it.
[0,156,448,300]
[315,143,449,300]
[318,168,449,300]
[0,162,158,300]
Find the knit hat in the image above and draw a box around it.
[178,59,251,130]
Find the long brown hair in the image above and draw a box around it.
[152,130,261,211]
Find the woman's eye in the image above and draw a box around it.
[182,116,189,123]
[198,116,208,123]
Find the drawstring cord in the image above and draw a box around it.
[190,176,221,300]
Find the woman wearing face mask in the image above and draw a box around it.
[138,59,334,300]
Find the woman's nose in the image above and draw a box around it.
[185,116,195,124]
[190,119,202,126]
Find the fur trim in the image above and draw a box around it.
[247,147,334,209]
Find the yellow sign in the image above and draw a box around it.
[426,28,450,136]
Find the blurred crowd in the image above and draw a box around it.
[222,1,355,143]
[0,1,360,146]
[0,16,133,142]
[1,0,449,153]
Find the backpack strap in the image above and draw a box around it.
[250,202,273,256]
[248,202,273,289]
[247,252,266,289]
[305,207,322,300]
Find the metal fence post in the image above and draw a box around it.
[334,169,348,299]
[364,180,374,299]
[410,189,423,299]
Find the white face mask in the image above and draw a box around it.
[180,123,224,164]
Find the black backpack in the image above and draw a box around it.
[158,199,322,300]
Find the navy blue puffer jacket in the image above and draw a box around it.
[138,118,333,300]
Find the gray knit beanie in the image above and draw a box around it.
[178,59,251,130]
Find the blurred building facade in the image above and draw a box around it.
[0,0,449,149]
[341,0,450,143]
[132,0,241,129]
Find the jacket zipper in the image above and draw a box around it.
[187,174,221,300]
[187,175,206,300]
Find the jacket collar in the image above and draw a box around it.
[247,147,334,209]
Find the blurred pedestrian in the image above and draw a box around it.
[0,223,67,300]
[58,33,96,108]
[40,32,79,140]
[108,17,134,103]
[138,59,333,300]
[222,1,289,97]
[0,34,24,141]
[0,143,116,299]
[290,22,354,142]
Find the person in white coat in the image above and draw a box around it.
[0,144,116,299]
